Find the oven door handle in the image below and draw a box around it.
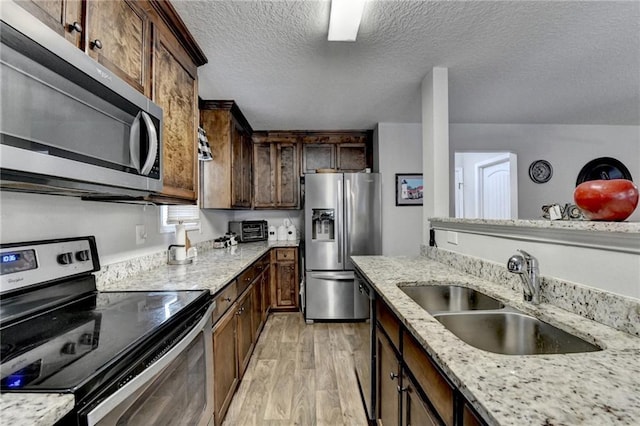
[85,303,214,426]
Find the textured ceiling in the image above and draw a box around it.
[172,0,640,130]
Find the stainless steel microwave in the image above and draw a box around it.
[0,1,162,200]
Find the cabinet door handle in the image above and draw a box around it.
[91,39,103,50]
[397,385,409,393]
[223,297,232,302]
[390,372,399,381]
[68,21,83,33]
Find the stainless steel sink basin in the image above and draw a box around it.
[399,285,504,313]
[434,311,601,355]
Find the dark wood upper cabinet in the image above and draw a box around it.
[304,131,372,173]
[15,0,83,47]
[86,0,150,95]
[303,144,336,172]
[17,0,207,204]
[200,101,253,209]
[151,24,199,201]
[252,135,300,209]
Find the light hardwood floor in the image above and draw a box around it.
[222,312,370,426]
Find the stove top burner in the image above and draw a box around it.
[0,288,208,398]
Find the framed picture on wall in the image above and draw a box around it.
[395,173,424,206]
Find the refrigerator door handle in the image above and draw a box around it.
[309,273,354,280]
[337,178,343,265]
[345,177,352,258]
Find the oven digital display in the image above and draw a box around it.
[0,249,37,275]
[0,360,42,389]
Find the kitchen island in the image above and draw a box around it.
[352,255,640,425]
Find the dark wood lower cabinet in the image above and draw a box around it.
[270,248,299,311]
[211,251,281,426]
[375,297,487,426]
[212,304,238,426]
[236,287,253,378]
[261,265,271,323]
[402,372,440,426]
[377,329,400,426]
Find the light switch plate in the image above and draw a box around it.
[136,224,147,245]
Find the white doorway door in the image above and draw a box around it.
[454,167,464,218]
[476,154,518,219]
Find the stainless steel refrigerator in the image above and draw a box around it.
[304,173,382,321]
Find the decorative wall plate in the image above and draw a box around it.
[529,160,553,184]
[576,157,633,186]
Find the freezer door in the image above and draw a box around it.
[305,173,344,271]
[344,173,382,270]
[305,271,369,320]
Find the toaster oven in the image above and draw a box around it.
[228,220,268,242]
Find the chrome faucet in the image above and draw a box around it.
[507,250,540,304]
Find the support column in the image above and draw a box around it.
[421,67,450,245]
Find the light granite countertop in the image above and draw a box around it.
[97,240,299,293]
[351,255,640,426]
[1,241,299,425]
[0,393,74,425]
[430,217,640,233]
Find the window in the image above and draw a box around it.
[159,205,201,234]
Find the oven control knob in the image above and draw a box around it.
[79,333,94,346]
[61,342,77,355]
[76,250,90,262]
[57,252,74,265]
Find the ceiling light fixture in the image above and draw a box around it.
[328,0,366,42]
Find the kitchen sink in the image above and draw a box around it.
[399,285,504,314]
[398,284,601,355]
[434,311,601,355]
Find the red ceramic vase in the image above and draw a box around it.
[573,179,639,221]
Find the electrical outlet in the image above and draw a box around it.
[136,224,147,245]
[446,231,458,245]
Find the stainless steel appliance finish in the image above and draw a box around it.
[228,220,268,242]
[84,304,214,426]
[305,271,369,320]
[0,1,163,199]
[304,173,381,320]
[353,273,376,422]
[0,237,214,425]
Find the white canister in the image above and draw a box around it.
[277,225,287,241]
[268,225,277,241]
[287,225,297,241]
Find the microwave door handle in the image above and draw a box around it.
[129,111,142,172]
[139,111,158,175]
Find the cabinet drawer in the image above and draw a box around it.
[238,265,257,294]
[403,333,454,426]
[275,248,296,261]
[377,298,401,351]
[212,280,238,324]
[255,254,270,273]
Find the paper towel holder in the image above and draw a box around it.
[167,244,193,265]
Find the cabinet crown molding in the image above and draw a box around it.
[149,0,208,66]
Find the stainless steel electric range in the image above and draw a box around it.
[0,237,214,426]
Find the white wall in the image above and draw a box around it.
[0,191,233,265]
[450,124,640,221]
[375,122,423,256]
